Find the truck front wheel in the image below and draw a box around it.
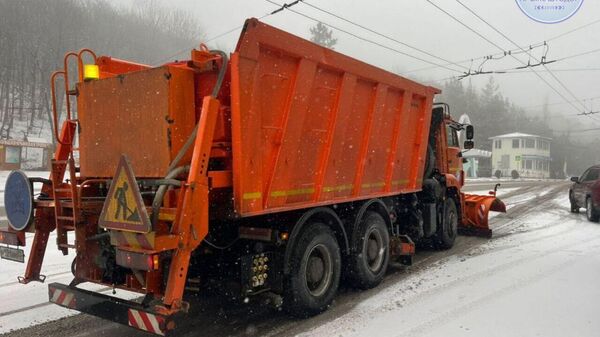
[436,198,458,249]
[348,211,390,289]
[284,223,341,317]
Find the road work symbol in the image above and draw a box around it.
[99,155,151,233]
[114,182,141,222]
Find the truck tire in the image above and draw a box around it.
[284,223,341,317]
[436,198,458,249]
[348,211,390,289]
[586,197,599,222]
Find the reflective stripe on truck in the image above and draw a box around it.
[48,283,172,336]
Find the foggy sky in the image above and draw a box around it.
[120,0,600,132]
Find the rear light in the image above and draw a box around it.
[116,250,159,271]
[0,231,25,246]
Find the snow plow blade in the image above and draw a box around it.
[460,193,506,238]
[48,283,175,336]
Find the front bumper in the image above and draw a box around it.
[48,283,174,336]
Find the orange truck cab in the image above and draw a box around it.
[0,18,504,336]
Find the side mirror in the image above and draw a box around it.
[570,176,579,183]
[465,125,474,140]
[463,140,474,150]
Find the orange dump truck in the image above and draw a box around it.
[0,19,505,335]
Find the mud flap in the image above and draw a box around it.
[460,193,506,238]
[390,235,415,265]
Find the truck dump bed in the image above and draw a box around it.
[230,19,440,216]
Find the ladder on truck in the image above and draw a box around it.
[49,49,97,255]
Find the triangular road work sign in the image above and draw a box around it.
[99,155,151,233]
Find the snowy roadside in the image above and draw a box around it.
[294,190,600,337]
[465,177,567,183]
[0,171,139,334]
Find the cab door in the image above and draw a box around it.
[445,124,462,184]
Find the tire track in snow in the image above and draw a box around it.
[394,237,600,337]
[0,286,112,318]
[0,270,73,289]
[1,181,565,337]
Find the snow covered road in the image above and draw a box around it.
[3,179,596,337]
[296,190,600,337]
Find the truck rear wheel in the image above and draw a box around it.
[436,198,458,249]
[284,223,341,317]
[348,211,389,289]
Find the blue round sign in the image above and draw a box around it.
[516,0,584,24]
[4,170,34,231]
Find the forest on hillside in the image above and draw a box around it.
[0,0,200,142]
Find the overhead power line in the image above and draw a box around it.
[425,0,503,51]
[151,0,307,65]
[546,18,600,42]
[300,1,469,72]
[503,68,600,74]
[555,47,600,62]
[264,0,466,74]
[424,0,592,121]
[405,17,600,74]
[578,111,600,116]
[454,0,588,116]
[429,65,600,84]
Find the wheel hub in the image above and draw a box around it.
[305,244,333,297]
[365,229,384,272]
[447,210,457,237]
[307,256,325,284]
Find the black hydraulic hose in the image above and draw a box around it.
[151,166,190,226]
[209,50,228,98]
[150,50,228,228]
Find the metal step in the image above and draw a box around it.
[54,188,73,193]
[56,215,75,222]
[58,243,76,249]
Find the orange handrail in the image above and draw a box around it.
[77,49,98,82]
[50,70,72,145]
[51,49,98,145]
[62,52,79,121]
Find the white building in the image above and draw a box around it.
[490,132,552,178]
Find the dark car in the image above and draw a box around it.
[570,165,600,222]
